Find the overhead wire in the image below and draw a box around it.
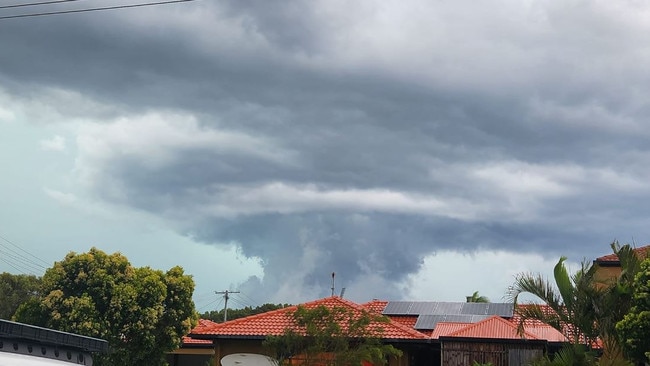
[196,297,220,312]
[229,295,249,309]
[238,291,261,307]
[0,233,49,266]
[0,250,45,274]
[0,233,49,275]
[0,0,87,10]
[0,0,195,20]
[0,256,32,275]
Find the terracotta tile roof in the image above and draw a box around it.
[443,316,540,341]
[595,244,650,263]
[511,304,557,326]
[361,299,388,314]
[197,319,219,328]
[510,304,576,344]
[191,296,429,341]
[182,336,212,345]
[387,315,418,329]
[524,325,568,343]
[182,319,218,346]
[430,322,471,339]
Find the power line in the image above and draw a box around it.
[229,296,249,309]
[0,249,45,274]
[196,297,220,312]
[0,233,49,270]
[0,0,86,10]
[0,0,195,20]
[238,291,261,307]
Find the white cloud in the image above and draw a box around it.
[39,135,66,151]
[74,111,298,188]
[43,188,77,206]
[401,250,582,303]
[193,182,486,220]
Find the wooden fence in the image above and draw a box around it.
[441,341,543,366]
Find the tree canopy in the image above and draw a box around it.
[201,303,290,323]
[508,242,642,365]
[263,305,402,366]
[616,258,650,364]
[14,247,197,366]
[0,272,41,320]
[508,256,601,347]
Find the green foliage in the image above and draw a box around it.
[0,272,41,320]
[204,356,216,366]
[14,247,198,366]
[263,305,402,366]
[527,344,598,366]
[472,361,493,366]
[467,291,489,303]
[508,256,602,346]
[202,303,290,323]
[596,242,641,361]
[616,258,650,363]
[510,242,642,365]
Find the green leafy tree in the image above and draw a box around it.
[14,248,197,366]
[0,272,42,320]
[264,305,402,366]
[616,258,650,364]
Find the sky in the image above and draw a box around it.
[1,0,650,312]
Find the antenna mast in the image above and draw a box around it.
[331,272,335,297]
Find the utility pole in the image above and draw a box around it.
[215,290,240,322]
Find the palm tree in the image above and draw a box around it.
[508,242,642,365]
[466,291,489,303]
[507,256,601,348]
[597,242,642,362]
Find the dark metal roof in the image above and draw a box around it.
[383,301,513,317]
[383,301,514,330]
[0,320,108,352]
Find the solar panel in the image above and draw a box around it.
[409,302,437,314]
[382,301,413,315]
[414,314,490,330]
[434,302,463,315]
[383,301,514,317]
[460,303,490,315]
[487,303,514,317]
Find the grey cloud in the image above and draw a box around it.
[4,1,650,302]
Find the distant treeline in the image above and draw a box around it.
[201,303,291,323]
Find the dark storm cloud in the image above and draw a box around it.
[4,1,650,302]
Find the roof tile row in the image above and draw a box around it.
[188,296,566,345]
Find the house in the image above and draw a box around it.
[369,300,566,366]
[189,296,430,366]
[593,244,650,286]
[0,319,108,365]
[167,319,218,366]
[182,297,567,366]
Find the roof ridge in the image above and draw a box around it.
[380,315,431,339]
[196,304,299,333]
[447,315,540,340]
[191,296,429,340]
[307,297,429,339]
[595,244,650,262]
